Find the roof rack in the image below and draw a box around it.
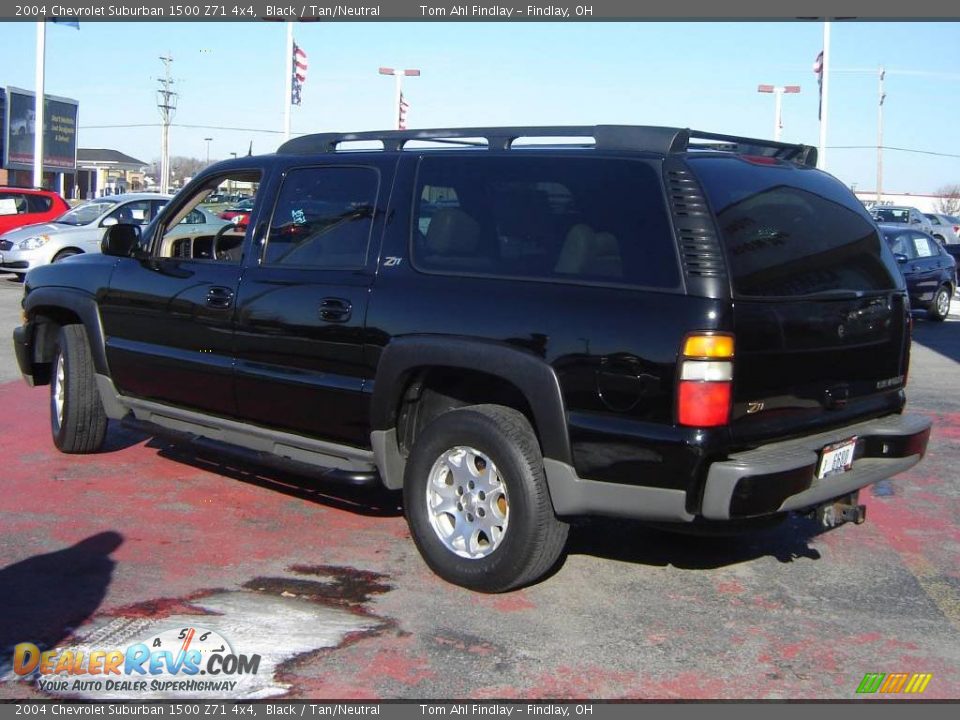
[277,125,818,167]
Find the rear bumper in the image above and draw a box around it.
[701,413,931,520]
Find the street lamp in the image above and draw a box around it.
[378,67,420,130]
[757,84,801,141]
[228,152,237,196]
[204,137,213,164]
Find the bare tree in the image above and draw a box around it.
[935,184,960,215]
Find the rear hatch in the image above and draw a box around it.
[687,155,909,444]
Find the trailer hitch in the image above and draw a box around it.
[812,491,867,529]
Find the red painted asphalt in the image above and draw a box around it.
[1,378,958,700]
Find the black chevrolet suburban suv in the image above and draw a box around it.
[13,126,932,592]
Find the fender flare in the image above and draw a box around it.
[370,336,572,466]
[24,287,110,376]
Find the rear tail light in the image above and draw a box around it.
[677,333,734,427]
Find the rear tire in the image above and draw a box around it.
[50,324,108,453]
[928,285,951,322]
[403,404,568,592]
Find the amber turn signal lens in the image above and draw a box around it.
[682,334,734,359]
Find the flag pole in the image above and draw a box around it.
[817,20,831,171]
[33,21,45,188]
[283,22,293,142]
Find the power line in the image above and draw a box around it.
[78,122,286,134]
[829,145,960,159]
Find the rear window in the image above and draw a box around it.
[411,155,680,290]
[688,157,898,297]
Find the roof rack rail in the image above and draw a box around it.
[277,125,817,167]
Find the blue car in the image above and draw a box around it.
[880,223,957,321]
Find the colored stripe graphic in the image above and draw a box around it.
[857,672,932,694]
[857,673,885,693]
[904,674,933,694]
[880,673,909,693]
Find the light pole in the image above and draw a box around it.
[228,152,237,196]
[757,84,801,142]
[378,67,420,130]
[877,67,886,204]
[204,137,213,164]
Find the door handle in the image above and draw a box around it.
[319,297,352,323]
[206,286,235,309]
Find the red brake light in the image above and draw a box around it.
[678,382,732,427]
[676,333,734,427]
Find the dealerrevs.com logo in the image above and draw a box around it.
[14,626,261,695]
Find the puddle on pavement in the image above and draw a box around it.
[6,565,392,701]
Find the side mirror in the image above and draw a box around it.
[894,253,908,264]
[101,216,119,227]
[101,223,142,257]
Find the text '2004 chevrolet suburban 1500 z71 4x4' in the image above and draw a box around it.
[13,125,931,592]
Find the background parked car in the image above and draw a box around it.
[872,205,934,235]
[924,213,960,245]
[880,223,957,321]
[219,197,255,226]
[0,187,70,236]
[0,193,172,276]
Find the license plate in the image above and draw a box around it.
[817,437,857,479]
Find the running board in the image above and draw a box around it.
[96,374,378,476]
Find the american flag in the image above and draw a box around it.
[291,42,308,106]
[398,91,410,130]
[813,50,824,120]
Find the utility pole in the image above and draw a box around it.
[757,84,801,141]
[204,137,213,164]
[378,67,420,130]
[877,67,886,204]
[156,54,178,195]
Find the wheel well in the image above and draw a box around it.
[53,247,84,259]
[29,308,83,384]
[394,367,539,456]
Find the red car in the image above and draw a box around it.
[218,198,254,226]
[0,187,71,236]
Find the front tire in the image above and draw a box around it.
[403,405,568,592]
[52,249,81,263]
[51,324,108,453]
[928,285,951,321]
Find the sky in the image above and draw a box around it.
[0,20,958,194]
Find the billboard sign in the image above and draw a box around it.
[3,86,78,172]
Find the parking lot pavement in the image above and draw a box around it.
[0,277,958,700]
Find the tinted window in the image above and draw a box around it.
[411,155,679,289]
[873,207,911,224]
[26,194,53,213]
[689,157,898,297]
[264,167,378,268]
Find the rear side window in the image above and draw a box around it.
[26,194,53,213]
[689,157,898,297]
[411,155,680,289]
[0,192,27,215]
[264,166,378,268]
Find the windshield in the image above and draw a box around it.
[56,200,117,226]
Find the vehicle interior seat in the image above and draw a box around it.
[422,207,491,270]
[554,223,623,278]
